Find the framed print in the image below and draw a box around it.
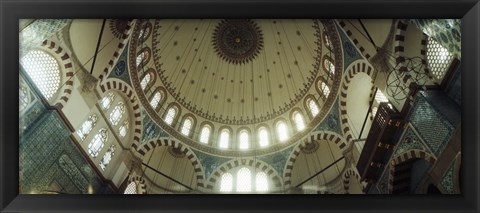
[1,0,479,212]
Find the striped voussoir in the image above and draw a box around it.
[387,149,436,193]
[136,137,205,188]
[342,167,366,193]
[283,131,348,188]
[41,40,75,110]
[338,20,372,60]
[128,175,148,194]
[339,60,376,144]
[98,19,136,82]
[98,79,143,150]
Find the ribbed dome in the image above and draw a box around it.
[129,19,343,156]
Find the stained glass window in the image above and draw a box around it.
[76,114,98,141]
[21,50,61,100]
[101,92,115,110]
[88,128,108,158]
[109,102,125,126]
[99,144,115,171]
[119,120,129,138]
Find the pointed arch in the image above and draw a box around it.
[98,79,143,150]
[135,138,206,188]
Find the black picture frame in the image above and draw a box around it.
[1,0,479,212]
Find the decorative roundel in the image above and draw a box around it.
[212,19,264,64]
[109,19,129,39]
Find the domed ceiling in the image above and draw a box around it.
[129,19,343,156]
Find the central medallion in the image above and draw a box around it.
[212,19,264,64]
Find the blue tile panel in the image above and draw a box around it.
[107,44,132,86]
[315,97,342,135]
[407,92,455,157]
[257,145,295,177]
[141,109,170,143]
[19,88,114,194]
[394,126,429,156]
[374,165,390,194]
[191,150,233,180]
[336,22,364,70]
[440,160,456,194]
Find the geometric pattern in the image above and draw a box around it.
[408,94,454,157]
[440,159,455,194]
[20,107,113,194]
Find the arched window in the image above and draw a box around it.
[138,24,151,40]
[219,129,230,149]
[99,144,115,171]
[101,92,115,110]
[239,130,249,150]
[220,173,233,192]
[119,120,129,138]
[199,125,211,144]
[109,102,125,126]
[293,111,306,131]
[88,128,108,158]
[124,182,137,194]
[319,82,330,97]
[323,57,335,76]
[136,50,149,67]
[140,73,152,90]
[258,127,269,147]
[180,118,193,136]
[324,33,333,50]
[236,167,252,192]
[164,107,177,125]
[21,50,61,100]
[76,114,98,141]
[276,121,289,142]
[427,37,453,81]
[307,98,320,117]
[256,172,269,192]
[150,91,161,109]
